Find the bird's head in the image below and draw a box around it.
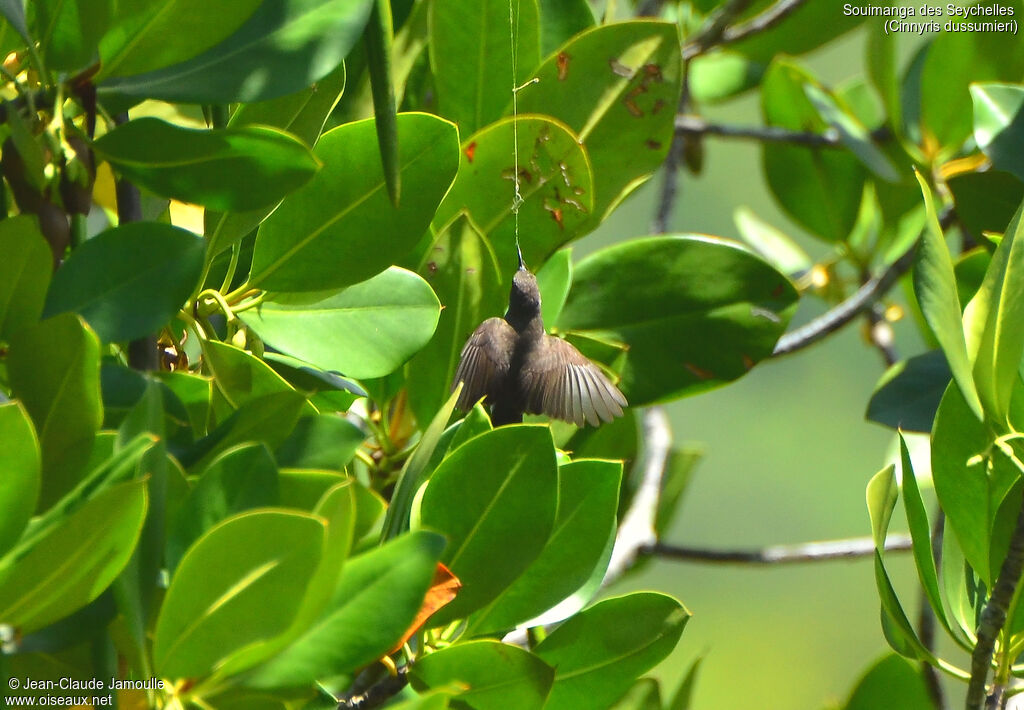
[506,265,542,330]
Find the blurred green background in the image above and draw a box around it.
[580,20,954,709]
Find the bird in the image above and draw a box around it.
[452,246,627,426]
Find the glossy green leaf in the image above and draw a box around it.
[92,118,320,211]
[275,414,365,471]
[429,0,539,135]
[98,0,373,103]
[411,640,554,710]
[0,479,147,633]
[918,23,1024,150]
[866,350,950,433]
[537,0,593,55]
[417,425,557,624]
[263,352,367,398]
[761,59,864,242]
[97,0,261,78]
[963,197,1024,424]
[0,0,28,41]
[0,216,51,341]
[159,371,213,437]
[898,434,953,638]
[154,510,326,679]
[250,113,458,291]
[948,170,1024,240]
[972,83,1024,182]
[241,267,439,380]
[558,236,798,406]
[468,459,621,635]
[733,207,812,277]
[536,247,572,327]
[7,314,102,509]
[912,172,983,421]
[203,340,314,420]
[204,62,348,262]
[939,523,978,652]
[533,592,689,710]
[430,116,592,275]
[43,222,204,343]
[278,469,346,510]
[0,402,40,556]
[167,443,278,571]
[382,387,461,541]
[35,0,108,70]
[516,20,681,220]
[866,464,898,550]
[246,530,445,688]
[804,84,898,182]
[407,215,505,426]
[842,654,934,710]
[931,382,1003,585]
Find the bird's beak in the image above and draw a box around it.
[516,240,526,270]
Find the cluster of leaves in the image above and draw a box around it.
[0,0,811,708]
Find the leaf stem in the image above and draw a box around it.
[218,241,242,294]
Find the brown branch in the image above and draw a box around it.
[676,115,841,148]
[682,0,757,60]
[720,0,810,45]
[967,491,1024,710]
[647,534,911,565]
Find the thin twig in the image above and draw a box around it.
[603,407,673,584]
[676,115,842,148]
[720,0,809,45]
[967,491,1024,710]
[682,0,756,60]
[773,207,956,357]
[647,534,911,565]
[652,72,691,233]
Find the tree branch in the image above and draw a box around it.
[337,666,409,710]
[967,491,1024,710]
[682,0,757,60]
[646,534,911,565]
[676,115,841,148]
[720,0,810,45]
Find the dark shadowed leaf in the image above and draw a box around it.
[866,350,950,433]
[0,216,51,341]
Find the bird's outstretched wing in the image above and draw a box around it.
[452,317,517,411]
[520,335,627,426]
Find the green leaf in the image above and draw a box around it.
[92,118,320,212]
[537,0,593,55]
[963,196,1024,424]
[406,215,505,426]
[866,464,898,550]
[972,83,1024,182]
[0,402,40,556]
[0,479,147,633]
[0,216,51,341]
[0,0,28,42]
[931,382,1003,585]
[275,414,366,472]
[204,62,348,262]
[382,387,461,541]
[203,340,313,419]
[803,84,899,182]
[516,20,681,220]
[841,654,935,710]
[154,510,326,679]
[558,236,798,406]
[240,267,440,380]
[35,0,108,70]
[666,656,702,710]
[167,443,279,571]
[610,679,661,710]
[416,425,558,625]
[467,459,621,635]
[97,0,262,78]
[98,0,374,103]
[728,0,880,61]
[245,530,445,688]
[733,207,812,277]
[533,592,689,710]
[365,0,401,205]
[429,0,540,136]
[278,469,347,510]
[429,115,593,275]
[250,113,458,292]
[761,59,865,242]
[912,172,984,421]
[948,170,1024,240]
[7,313,102,509]
[411,640,554,710]
[43,222,204,343]
[536,247,572,327]
[866,350,950,433]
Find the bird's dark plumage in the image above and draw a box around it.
[452,261,627,427]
